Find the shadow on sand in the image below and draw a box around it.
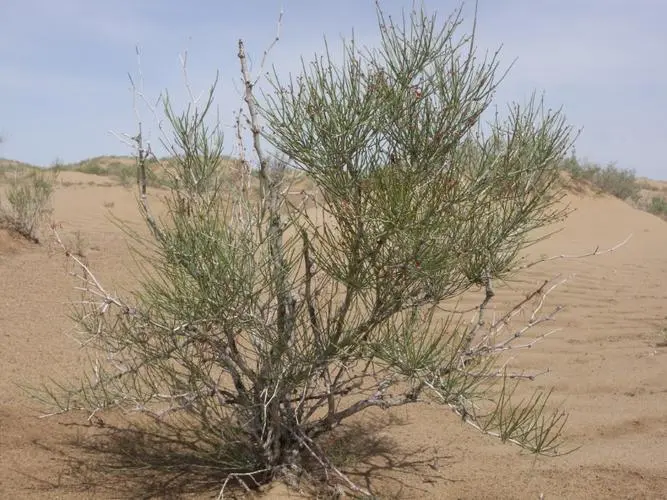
[22,412,459,499]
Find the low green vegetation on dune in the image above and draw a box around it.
[0,160,42,180]
[560,154,641,200]
[560,155,667,220]
[53,156,159,187]
[2,153,666,223]
[48,155,246,188]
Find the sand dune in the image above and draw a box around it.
[0,176,665,499]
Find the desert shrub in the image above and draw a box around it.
[594,164,640,201]
[561,155,599,183]
[107,161,135,187]
[0,169,56,242]
[42,5,580,496]
[78,160,106,176]
[647,196,667,217]
[50,157,66,172]
[561,156,639,201]
[146,165,172,189]
[637,179,654,190]
[106,160,170,188]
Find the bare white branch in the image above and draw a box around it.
[512,233,633,272]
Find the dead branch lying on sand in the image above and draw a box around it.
[511,233,632,272]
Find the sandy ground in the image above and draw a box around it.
[1,171,666,499]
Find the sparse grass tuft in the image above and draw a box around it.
[0,169,57,243]
[69,229,88,260]
[656,326,667,348]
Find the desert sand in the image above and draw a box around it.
[1,169,666,499]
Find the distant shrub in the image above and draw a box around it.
[0,163,31,181]
[0,169,57,242]
[561,156,599,184]
[117,167,134,187]
[78,161,106,176]
[637,179,655,190]
[106,161,135,187]
[594,165,641,201]
[647,196,667,217]
[106,161,125,171]
[50,157,66,172]
[561,157,640,201]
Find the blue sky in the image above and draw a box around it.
[1,0,665,179]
